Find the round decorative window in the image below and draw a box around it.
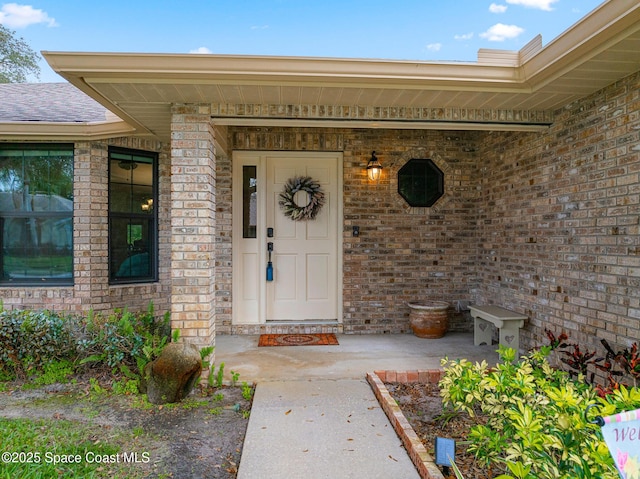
[398,158,444,207]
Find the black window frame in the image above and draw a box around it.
[108,147,158,284]
[397,158,445,207]
[0,143,74,286]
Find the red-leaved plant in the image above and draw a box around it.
[544,328,640,397]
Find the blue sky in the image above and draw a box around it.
[1,0,604,83]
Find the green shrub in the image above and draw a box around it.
[0,309,75,378]
[440,346,640,479]
[0,304,173,394]
[77,304,170,376]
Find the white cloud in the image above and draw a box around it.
[189,47,213,54]
[505,0,558,11]
[250,25,269,30]
[0,3,57,28]
[454,32,474,41]
[489,3,508,13]
[480,23,524,41]
[425,43,442,52]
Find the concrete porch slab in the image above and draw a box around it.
[215,332,499,383]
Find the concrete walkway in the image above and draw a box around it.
[237,379,421,479]
[217,333,499,479]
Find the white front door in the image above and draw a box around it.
[232,152,342,324]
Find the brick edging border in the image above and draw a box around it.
[366,370,445,479]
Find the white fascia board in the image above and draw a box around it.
[0,120,139,141]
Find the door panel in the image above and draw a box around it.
[266,155,338,321]
[306,254,329,300]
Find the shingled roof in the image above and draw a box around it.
[0,82,109,123]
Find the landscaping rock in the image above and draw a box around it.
[141,342,202,404]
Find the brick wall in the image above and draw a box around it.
[477,70,640,353]
[3,70,638,353]
[220,70,639,346]
[212,126,233,334]
[0,137,172,319]
[169,105,217,348]
[219,128,481,334]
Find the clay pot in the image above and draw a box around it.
[407,301,450,338]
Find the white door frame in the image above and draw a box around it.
[232,151,343,325]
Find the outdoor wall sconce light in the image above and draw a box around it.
[366,151,383,181]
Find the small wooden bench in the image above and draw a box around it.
[469,305,527,352]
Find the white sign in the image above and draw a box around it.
[601,408,640,479]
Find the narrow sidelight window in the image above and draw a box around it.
[242,166,257,238]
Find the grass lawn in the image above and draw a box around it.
[1,416,149,479]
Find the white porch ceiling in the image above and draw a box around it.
[42,1,640,141]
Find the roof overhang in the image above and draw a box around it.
[0,120,136,141]
[26,0,640,141]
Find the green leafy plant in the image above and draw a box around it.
[88,377,108,396]
[230,370,240,386]
[440,346,639,479]
[200,346,215,370]
[0,309,76,379]
[242,381,254,401]
[30,359,75,387]
[112,378,140,395]
[216,362,225,388]
[212,392,224,402]
[77,304,170,378]
[207,361,226,388]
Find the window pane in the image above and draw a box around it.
[109,183,153,214]
[24,151,73,210]
[243,166,257,238]
[398,158,444,207]
[0,145,73,284]
[110,182,132,212]
[0,148,73,212]
[109,147,157,283]
[133,185,154,214]
[2,216,73,281]
[110,158,154,214]
[0,153,24,206]
[110,217,153,280]
[132,161,153,186]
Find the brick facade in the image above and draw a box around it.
[216,70,640,355]
[0,137,172,316]
[169,105,217,348]
[1,70,638,356]
[477,71,640,353]
[216,129,479,335]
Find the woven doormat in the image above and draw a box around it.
[258,333,339,347]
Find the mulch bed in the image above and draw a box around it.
[385,381,493,479]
